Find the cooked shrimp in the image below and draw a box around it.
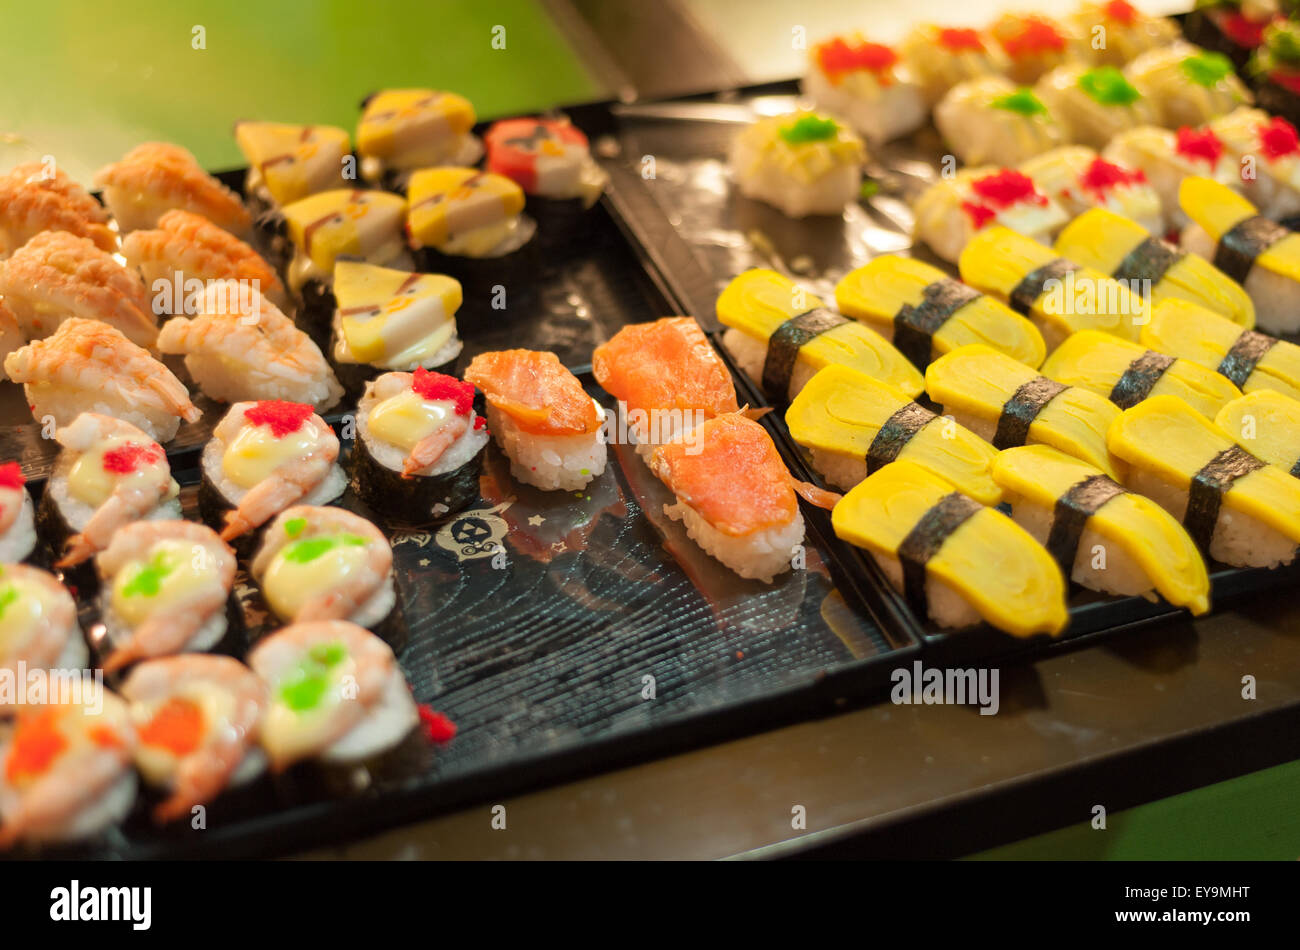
[247,620,396,770]
[403,412,469,477]
[156,282,343,410]
[0,230,157,346]
[97,520,236,672]
[93,142,252,236]
[0,162,116,259]
[122,209,286,311]
[54,413,177,567]
[252,506,392,622]
[0,565,77,669]
[3,319,200,441]
[0,694,136,849]
[120,654,266,822]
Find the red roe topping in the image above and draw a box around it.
[244,400,315,438]
[417,705,458,744]
[1175,126,1224,166]
[1272,71,1300,95]
[5,709,65,782]
[1103,0,1139,26]
[816,37,899,83]
[412,367,475,416]
[961,201,998,228]
[0,462,25,491]
[937,27,985,53]
[1079,157,1147,196]
[1002,17,1067,58]
[971,169,1046,207]
[102,442,163,475]
[1258,117,1300,160]
[1217,12,1269,49]
[473,416,487,431]
[138,697,204,756]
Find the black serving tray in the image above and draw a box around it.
[0,162,918,859]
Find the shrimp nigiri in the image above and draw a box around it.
[94,142,252,237]
[0,161,115,259]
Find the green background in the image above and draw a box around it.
[0,0,601,181]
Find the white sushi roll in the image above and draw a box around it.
[802,34,927,144]
[0,463,36,563]
[1124,42,1252,130]
[0,564,89,716]
[729,111,866,218]
[935,77,1066,167]
[1035,63,1159,149]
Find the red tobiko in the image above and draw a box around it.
[1258,116,1300,160]
[412,367,475,415]
[473,416,487,431]
[1216,11,1269,49]
[101,442,163,475]
[417,705,458,744]
[1001,17,1066,58]
[1175,127,1224,166]
[937,27,985,53]
[1079,157,1147,196]
[961,201,998,229]
[816,36,899,82]
[1103,0,1139,26]
[971,169,1047,208]
[0,462,25,491]
[1270,70,1300,96]
[243,400,315,438]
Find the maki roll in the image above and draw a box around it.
[912,168,1068,264]
[834,255,1047,371]
[0,692,137,849]
[1040,329,1243,419]
[1124,44,1253,128]
[484,116,608,240]
[247,620,417,770]
[1034,64,1158,148]
[991,443,1210,613]
[404,167,537,308]
[727,112,866,219]
[278,188,409,338]
[251,507,399,635]
[1142,298,1300,402]
[591,316,740,459]
[785,363,1001,500]
[988,12,1088,84]
[357,89,481,189]
[93,142,251,238]
[715,269,923,404]
[1054,207,1256,327]
[935,78,1065,168]
[1178,176,1300,334]
[120,654,268,823]
[1210,109,1300,218]
[329,261,464,395]
[38,413,182,568]
[0,463,37,563]
[832,459,1068,637]
[900,24,1008,105]
[802,34,927,144]
[351,369,488,521]
[925,343,1127,479]
[1216,389,1300,475]
[95,521,240,673]
[648,413,838,583]
[1247,19,1300,127]
[1019,147,1163,235]
[0,565,89,714]
[463,349,607,492]
[1068,1,1181,67]
[1108,394,1300,567]
[0,161,116,259]
[199,400,344,546]
[157,282,343,411]
[1104,125,1241,231]
[233,120,351,216]
[0,230,157,346]
[958,226,1148,350]
[121,208,287,314]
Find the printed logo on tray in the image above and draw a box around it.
[434,501,511,562]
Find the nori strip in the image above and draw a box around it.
[897,491,982,620]
[1212,216,1290,284]
[1217,330,1277,388]
[1108,350,1175,409]
[1292,456,1300,480]
[1044,474,1126,577]
[295,277,337,352]
[526,193,599,254]
[412,238,540,325]
[1009,259,1079,316]
[1111,237,1185,290]
[1185,446,1266,551]
[349,428,485,525]
[866,403,936,474]
[892,279,981,370]
[759,308,848,403]
[993,376,1067,449]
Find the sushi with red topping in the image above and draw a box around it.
[1211,108,1300,217]
[989,12,1088,84]
[1249,20,1300,130]
[0,463,36,563]
[900,24,1009,105]
[1069,1,1181,67]
[1020,146,1163,234]
[912,167,1069,263]
[1186,0,1282,69]
[802,33,927,143]
[1104,124,1243,230]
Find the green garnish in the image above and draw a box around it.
[281,534,369,564]
[0,585,18,619]
[309,642,346,667]
[121,552,176,598]
[991,88,1048,117]
[284,517,307,538]
[1180,51,1233,87]
[1268,23,1300,65]
[779,115,839,145]
[279,641,350,712]
[859,179,879,199]
[1077,66,1141,106]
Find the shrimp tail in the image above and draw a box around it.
[55,533,98,568]
[791,477,841,511]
